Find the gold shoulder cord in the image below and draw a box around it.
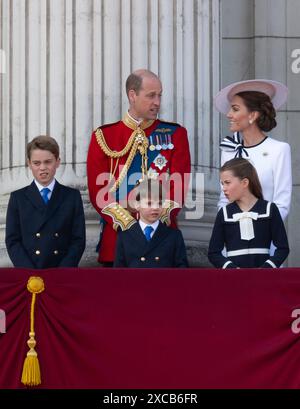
[95,128,136,159]
[95,117,153,193]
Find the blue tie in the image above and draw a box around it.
[144,226,154,241]
[41,187,50,204]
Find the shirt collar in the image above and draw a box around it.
[34,178,56,192]
[139,219,160,232]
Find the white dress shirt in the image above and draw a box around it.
[34,179,56,201]
[139,220,159,239]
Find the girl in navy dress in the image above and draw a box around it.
[208,158,289,268]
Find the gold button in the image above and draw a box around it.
[36,233,41,238]
[54,250,59,255]
[155,257,160,261]
[140,257,146,262]
[54,233,59,237]
[35,250,40,255]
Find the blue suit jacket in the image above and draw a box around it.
[113,221,188,268]
[5,181,86,268]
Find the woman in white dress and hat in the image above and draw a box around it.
[215,79,292,221]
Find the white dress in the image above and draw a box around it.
[218,132,292,221]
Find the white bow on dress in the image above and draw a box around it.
[232,211,258,240]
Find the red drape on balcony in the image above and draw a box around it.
[1,268,300,389]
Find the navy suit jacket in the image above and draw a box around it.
[5,180,86,268]
[113,221,188,268]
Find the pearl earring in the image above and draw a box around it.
[249,119,253,125]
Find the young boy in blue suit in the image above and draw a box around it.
[113,178,188,268]
[5,135,86,268]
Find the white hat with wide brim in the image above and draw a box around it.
[214,79,288,114]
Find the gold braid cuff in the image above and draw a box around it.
[102,202,137,231]
[160,200,181,226]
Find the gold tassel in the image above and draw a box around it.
[21,276,45,387]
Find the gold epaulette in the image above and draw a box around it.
[102,202,137,231]
[160,200,181,226]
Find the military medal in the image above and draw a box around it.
[149,135,156,151]
[167,135,174,150]
[153,153,168,170]
[147,168,159,178]
[155,135,162,151]
[162,134,168,150]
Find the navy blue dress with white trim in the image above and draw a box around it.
[208,199,289,268]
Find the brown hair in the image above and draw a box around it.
[27,135,60,160]
[221,158,263,200]
[126,73,143,97]
[135,178,165,204]
[125,69,159,97]
[235,90,277,132]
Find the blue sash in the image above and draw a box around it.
[115,122,179,200]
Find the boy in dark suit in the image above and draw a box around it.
[113,178,188,268]
[5,135,86,268]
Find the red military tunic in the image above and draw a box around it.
[87,114,191,263]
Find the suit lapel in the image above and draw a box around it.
[42,181,64,226]
[126,223,153,258]
[128,223,148,246]
[24,182,49,232]
[25,182,47,212]
[25,181,64,231]
[128,222,170,255]
[144,222,169,255]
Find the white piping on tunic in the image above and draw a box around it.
[223,202,271,222]
[227,248,269,257]
[222,261,233,269]
[265,259,276,268]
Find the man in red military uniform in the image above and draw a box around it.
[87,69,191,265]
